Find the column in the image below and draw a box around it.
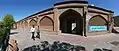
[36,15,39,27]
[109,13,114,33]
[36,16,39,29]
[28,20,30,29]
[54,7,61,35]
[83,6,88,37]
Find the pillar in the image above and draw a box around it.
[83,6,88,37]
[109,13,114,33]
[36,15,39,29]
[28,20,30,29]
[53,7,61,34]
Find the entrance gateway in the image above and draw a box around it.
[59,9,83,36]
[14,1,114,36]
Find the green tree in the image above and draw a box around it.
[0,21,4,25]
[0,21,4,28]
[3,14,15,29]
[0,21,7,39]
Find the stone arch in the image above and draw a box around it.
[23,20,28,26]
[58,8,83,17]
[19,21,23,29]
[23,20,28,29]
[88,15,108,31]
[59,9,83,35]
[17,22,20,29]
[89,15,108,26]
[21,21,24,28]
[29,19,37,27]
[40,16,54,31]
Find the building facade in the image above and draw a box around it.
[14,1,114,36]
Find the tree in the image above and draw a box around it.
[3,14,15,29]
[0,21,4,28]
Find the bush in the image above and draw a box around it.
[93,48,112,51]
[23,41,86,51]
[0,29,6,39]
[102,48,112,51]
[93,48,102,51]
[0,27,9,39]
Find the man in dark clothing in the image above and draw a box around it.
[36,26,40,39]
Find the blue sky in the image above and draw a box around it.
[0,0,118,21]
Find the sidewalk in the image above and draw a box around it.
[9,29,119,51]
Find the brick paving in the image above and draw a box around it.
[9,28,119,51]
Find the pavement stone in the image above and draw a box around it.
[9,28,119,51]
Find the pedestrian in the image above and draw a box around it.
[36,26,40,39]
[30,25,35,40]
[9,39,19,51]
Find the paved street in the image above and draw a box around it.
[9,28,119,51]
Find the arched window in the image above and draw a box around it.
[24,20,28,26]
[89,15,108,31]
[29,19,37,26]
[40,16,54,31]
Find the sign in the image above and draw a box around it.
[89,26,107,31]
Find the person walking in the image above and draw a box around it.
[30,25,35,40]
[36,26,40,39]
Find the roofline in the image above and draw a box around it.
[16,7,53,23]
[88,5,114,13]
[16,2,114,23]
[54,1,88,6]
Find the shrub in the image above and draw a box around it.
[102,48,112,51]
[0,29,6,39]
[0,27,9,39]
[22,41,86,51]
[93,48,112,51]
[93,48,102,51]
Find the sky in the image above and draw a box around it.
[0,0,119,21]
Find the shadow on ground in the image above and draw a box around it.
[22,41,113,51]
[10,32,19,35]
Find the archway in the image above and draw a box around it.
[21,21,24,28]
[18,22,20,29]
[40,16,54,31]
[29,19,37,27]
[59,9,83,35]
[23,20,28,29]
[89,15,108,31]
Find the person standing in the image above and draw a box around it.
[30,25,35,40]
[36,26,40,39]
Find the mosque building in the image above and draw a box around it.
[14,0,114,36]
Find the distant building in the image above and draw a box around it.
[14,0,114,36]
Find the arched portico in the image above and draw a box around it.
[29,19,37,28]
[23,20,28,29]
[40,16,54,31]
[59,9,83,36]
[88,15,108,32]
